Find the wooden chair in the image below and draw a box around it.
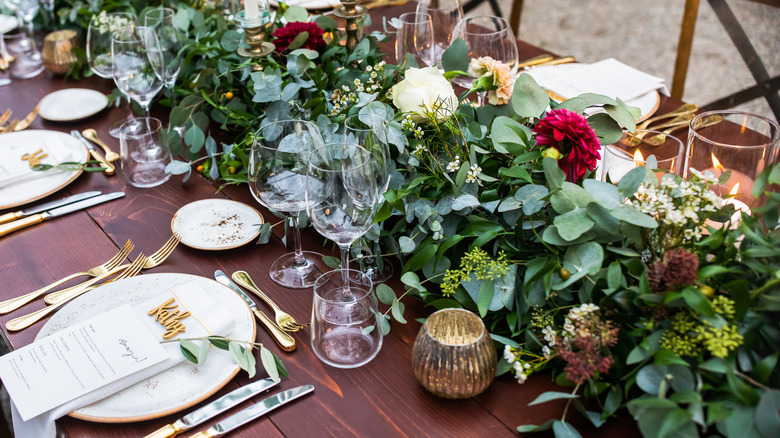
[461,0,525,36]
[673,0,780,120]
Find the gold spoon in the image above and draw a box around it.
[637,103,698,130]
[82,129,120,162]
[622,114,695,146]
[644,114,723,146]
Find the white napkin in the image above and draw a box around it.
[0,135,75,189]
[525,57,668,102]
[9,280,235,438]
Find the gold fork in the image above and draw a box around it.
[232,270,308,332]
[82,129,121,162]
[6,254,148,332]
[0,240,134,314]
[12,104,40,132]
[44,234,180,305]
[0,109,11,129]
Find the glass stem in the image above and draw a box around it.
[289,212,306,266]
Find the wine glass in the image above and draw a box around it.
[416,0,463,70]
[451,16,519,103]
[395,12,434,69]
[249,120,326,289]
[306,143,377,278]
[344,114,393,282]
[87,11,137,138]
[2,0,42,77]
[111,25,165,125]
[143,8,183,102]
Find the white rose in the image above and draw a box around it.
[391,67,458,121]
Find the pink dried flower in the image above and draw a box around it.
[662,248,699,289]
[533,109,601,182]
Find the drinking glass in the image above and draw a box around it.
[685,110,780,207]
[143,8,183,100]
[249,120,326,289]
[451,16,519,103]
[311,269,382,368]
[416,0,463,69]
[119,117,171,188]
[395,12,434,69]
[307,143,377,276]
[344,114,393,282]
[87,11,137,138]
[112,26,164,121]
[600,130,686,183]
[1,31,43,78]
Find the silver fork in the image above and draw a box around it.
[44,235,180,305]
[0,240,134,314]
[6,254,148,332]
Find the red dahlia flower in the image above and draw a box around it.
[533,109,602,182]
[272,22,326,53]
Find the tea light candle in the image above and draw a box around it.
[244,0,259,21]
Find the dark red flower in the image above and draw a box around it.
[533,109,602,182]
[662,247,699,289]
[272,21,326,53]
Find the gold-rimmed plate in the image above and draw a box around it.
[35,273,256,422]
[172,199,265,251]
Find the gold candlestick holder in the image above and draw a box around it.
[333,0,367,52]
[236,11,274,69]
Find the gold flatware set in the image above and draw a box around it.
[0,105,40,134]
[0,235,180,331]
[623,103,701,147]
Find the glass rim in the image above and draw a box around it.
[344,113,388,132]
[119,117,162,138]
[455,15,512,35]
[416,1,463,13]
[398,12,433,24]
[253,119,321,150]
[423,308,487,347]
[313,269,374,302]
[607,129,685,165]
[308,143,372,173]
[689,109,780,150]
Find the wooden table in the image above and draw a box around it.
[0,6,679,436]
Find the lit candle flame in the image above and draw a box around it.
[633,149,644,166]
[740,115,748,134]
[711,153,725,171]
[730,183,740,196]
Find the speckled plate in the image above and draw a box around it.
[171,199,264,251]
[35,273,256,423]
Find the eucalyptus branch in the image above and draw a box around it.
[561,383,581,423]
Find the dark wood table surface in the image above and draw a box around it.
[0,6,687,437]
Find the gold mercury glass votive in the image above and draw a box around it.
[42,30,79,75]
[412,308,497,399]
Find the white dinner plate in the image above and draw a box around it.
[0,15,17,34]
[35,273,256,422]
[0,130,89,210]
[524,63,661,122]
[39,88,108,122]
[271,0,342,10]
[172,199,265,250]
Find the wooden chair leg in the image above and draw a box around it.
[509,0,524,37]
[672,0,701,100]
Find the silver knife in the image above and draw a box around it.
[143,378,279,438]
[189,385,315,438]
[0,191,102,224]
[71,130,116,175]
[214,270,296,352]
[0,192,124,238]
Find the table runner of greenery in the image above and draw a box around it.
[31,1,780,437]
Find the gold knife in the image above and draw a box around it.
[71,130,115,175]
[517,54,554,70]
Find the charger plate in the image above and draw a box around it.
[35,273,256,423]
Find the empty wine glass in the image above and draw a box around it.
[112,25,164,126]
[395,12,434,69]
[249,120,326,289]
[344,114,393,282]
[2,0,42,77]
[143,8,183,102]
[87,11,137,137]
[307,143,377,278]
[451,16,519,103]
[416,0,463,70]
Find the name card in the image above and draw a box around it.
[0,305,169,421]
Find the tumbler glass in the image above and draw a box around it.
[119,117,171,188]
[600,130,685,183]
[311,269,382,369]
[2,31,43,78]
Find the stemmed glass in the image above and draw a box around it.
[2,0,42,77]
[143,8,183,103]
[344,114,393,282]
[395,12,434,69]
[306,143,377,280]
[416,0,463,70]
[87,11,137,137]
[111,25,165,128]
[249,120,326,289]
[451,16,519,104]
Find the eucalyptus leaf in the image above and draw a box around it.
[441,37,469,73]
[511,74,549,118]
[260,345,280,382]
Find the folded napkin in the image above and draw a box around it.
[0,135,75,189]
[9,280,235,438]
[525,57,668,102]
